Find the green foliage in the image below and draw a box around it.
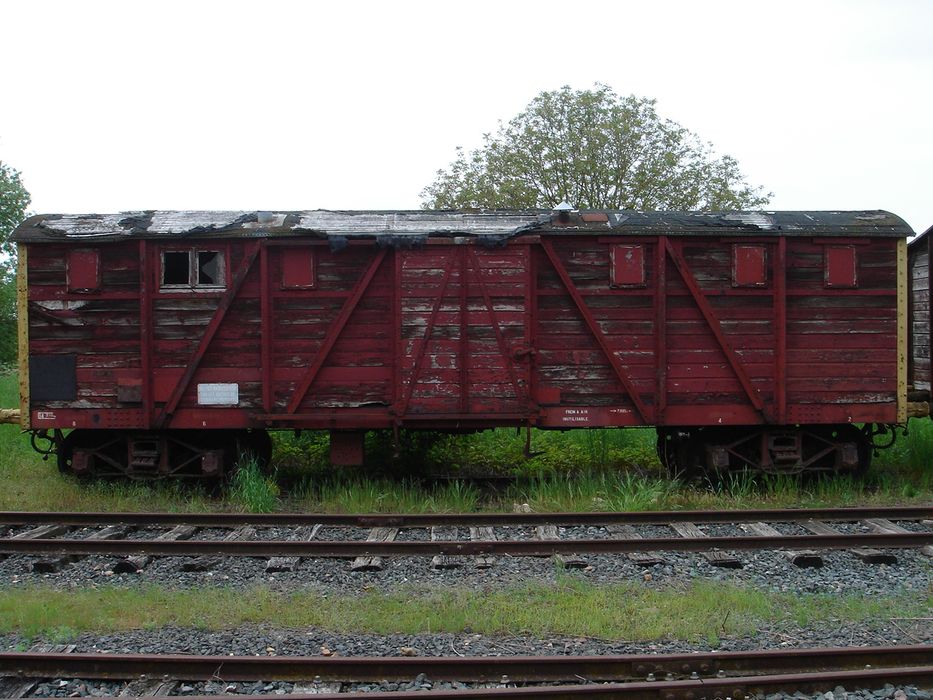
[0,160,29,366]
[229,458,280,513]
[422,84,771,211]
[0,161,29,253]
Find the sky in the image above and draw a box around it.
[2,0,932,233]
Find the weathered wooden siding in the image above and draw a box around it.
[909,235,930,391]
[784,240,897,416]
[24,229,903,430]
[28,243,142,410]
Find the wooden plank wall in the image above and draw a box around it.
[398,246,527,415]
[534,240,655,408]
[28,243,142,409]
[909,240,930,390]
[784,240,897,413]
[26,233,902,427]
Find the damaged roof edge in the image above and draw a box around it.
[11,209,914,243]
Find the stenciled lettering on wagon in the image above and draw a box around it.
[561,408,591,424]
[37,411,56,421]
[197,383,239,406]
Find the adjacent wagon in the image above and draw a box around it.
[11,208,920,480]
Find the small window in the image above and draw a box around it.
[161,249,225,289]
[825,246,857,288]
[162,251,190,286]
[197,251,222,285]
[732,245,767,287]
[610,244,645,287]
[66,249,100,292]
[281,248,315,289]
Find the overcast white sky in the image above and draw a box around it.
[2,0,931,232]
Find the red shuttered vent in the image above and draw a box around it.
[281,248,315,289]
[732,245,767,287]
[66,249,101,292]
[610,244,645,287]
[824,246,857,288]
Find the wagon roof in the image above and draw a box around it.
[12,209,912,243]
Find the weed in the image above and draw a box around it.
[229,458,279,513]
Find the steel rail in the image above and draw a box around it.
[1,645,930,682]
[0,532,930,557]
[106,666,933,699]
[0,505,930,528]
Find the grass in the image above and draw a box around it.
[0,369,930,514]
[0,579,927,642]
[229,458,279,514]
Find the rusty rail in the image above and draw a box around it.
[0,505,930,528]
[0,531,930,558]
[0,645,930,682]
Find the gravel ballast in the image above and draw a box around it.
[0,523,929,596]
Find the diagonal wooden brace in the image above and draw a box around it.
[285,248,388,414]
[540,240,651,424]
[466,248,525,405]
[664,238,765,413]
[396,253,457,420]
[157,242,261,427]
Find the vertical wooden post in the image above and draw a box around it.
[458,246,469,414]
[16,244,29,430]
[392,250,402,413]
[927,234,933,397]
[139,240,152,426]
[260,242,273,413]
[525,243,537,413]
[775,236,787,424]
[897,237,908,423]
[655,237,667,423]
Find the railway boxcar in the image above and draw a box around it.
[10,209,919,480]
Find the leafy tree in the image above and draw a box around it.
[422,84,770,211]
[0,161,30,365]
[1,161,30,256]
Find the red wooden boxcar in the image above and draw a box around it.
[11,209,916,479]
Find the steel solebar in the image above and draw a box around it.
[0,532,930,557]
[110,666,933,699]
[1,645,930,682]
[0,506,931,528]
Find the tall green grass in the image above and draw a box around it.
[229,458,279,513]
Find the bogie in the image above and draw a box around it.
[53,429,272,482]
[656,424,872,482]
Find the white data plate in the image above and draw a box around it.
[197,383,239,406]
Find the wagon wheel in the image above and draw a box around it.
[56,429,129,479]
[806,424,872,477]
[657,429,705,483]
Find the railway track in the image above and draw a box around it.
[0,506,930,572]
[0,645,931,698]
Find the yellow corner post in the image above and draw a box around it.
[897,237,907,423]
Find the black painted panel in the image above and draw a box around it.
[30,354,77,402]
